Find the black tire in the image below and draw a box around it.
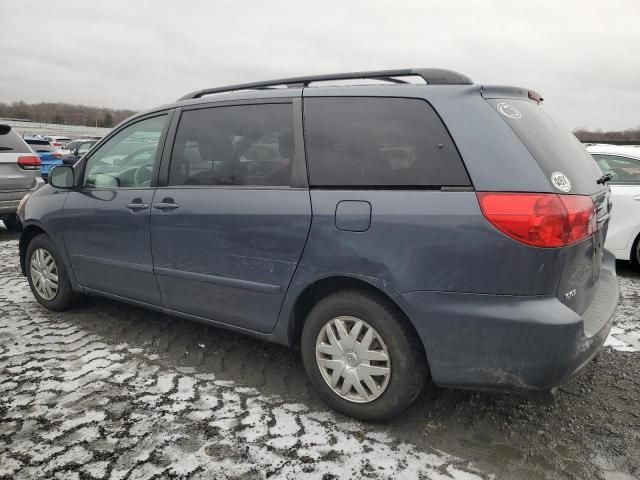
[25,234,81,311]
[3,214,22,232]
[632,234,640,268]
[300,289,427,422]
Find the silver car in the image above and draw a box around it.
[0,125,43,230]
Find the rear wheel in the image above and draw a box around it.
[3,214,22,232]
[26,234,81,311]
[301,289,427,422]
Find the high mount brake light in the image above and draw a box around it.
[17,155,41,170]
[528,91,544,103]
[477,193,596,248]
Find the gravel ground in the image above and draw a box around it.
[0,227,639,480]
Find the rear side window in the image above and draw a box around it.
[169,104,294,187]
[487,99,603,195]
[0,128,31,153]
[593,154,640,184]
[303,97,470,187]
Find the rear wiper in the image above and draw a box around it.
[0,147,13,151]
[596,173,613,185]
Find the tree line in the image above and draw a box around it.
[574,127,640,143]
[0,101,137,128]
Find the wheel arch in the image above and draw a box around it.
[19,224,48,275]
[287,275,425,357]
[631,229,640,266]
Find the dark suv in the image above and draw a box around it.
[18,69,619,420]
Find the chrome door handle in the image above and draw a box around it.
[126,202,149,211]
[153,202,179,211]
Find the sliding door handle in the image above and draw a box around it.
[153,201,179,211]
[126,201,149,212]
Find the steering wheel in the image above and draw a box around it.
[133,165,153,186]
[115,144,156,187]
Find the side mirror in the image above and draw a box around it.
[49,165,75,189]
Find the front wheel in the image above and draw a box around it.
[25,234,81,311]
[301,289,427,422]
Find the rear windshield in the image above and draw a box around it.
[304,97,470,187]
[487,99,603,195]
[0,128,31,153]
[26,140,55,152]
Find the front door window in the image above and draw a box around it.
[83,115,167,189]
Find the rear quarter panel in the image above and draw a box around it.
[293,190,564,296]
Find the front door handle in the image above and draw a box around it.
[153,198,179,211]
[633,195,640,201]
[126,200,149,212]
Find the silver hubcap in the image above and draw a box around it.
[30,248,59,301]
[315,316,391,403]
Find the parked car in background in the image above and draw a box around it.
[24,138,63,180]
[0,125,43,230]
[44,136,72,149]
[59,139,98,165]
[19,69,619,420]
[588,144,640,267]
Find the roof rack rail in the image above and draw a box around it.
[178,68,472,101]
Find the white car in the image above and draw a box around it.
[43,136,72,149]
[58,139,98,156]
[587,144,640,266]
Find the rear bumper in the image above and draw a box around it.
[0,198,21,215]
[402,250,619,391]
[0,178,45,215]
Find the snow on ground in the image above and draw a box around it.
[1,232,639,479]
[0,238,484,479]
[606,267,640,352]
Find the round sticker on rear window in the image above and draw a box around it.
[497,102,521,119]
[551,171,572,192]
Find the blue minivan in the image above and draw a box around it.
[18,69,619,420]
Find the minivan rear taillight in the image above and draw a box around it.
[477,193,596,248]
[17,155,41,170]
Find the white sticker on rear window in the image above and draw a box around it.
[497,102,521,119]
[551,171,572,192]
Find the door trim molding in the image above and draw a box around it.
[69,254,154,273]
[154,267,281,294]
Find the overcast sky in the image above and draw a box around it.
[1,0,638,130]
